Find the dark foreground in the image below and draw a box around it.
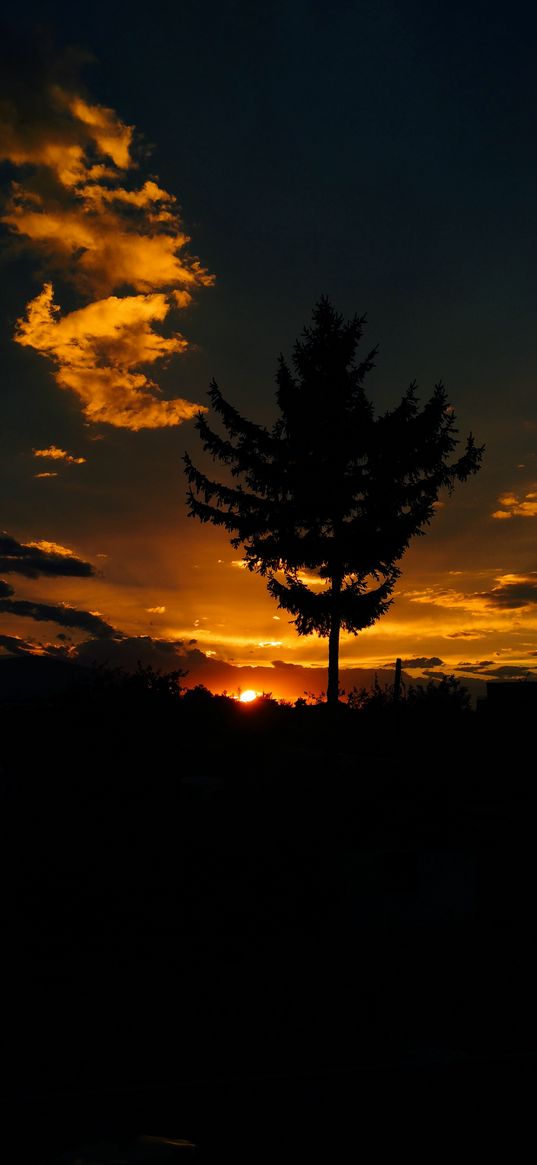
[1,684,536,1156]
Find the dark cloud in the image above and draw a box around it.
[456,660,495,674]
[455,661,537,678]
[400,656,444,669]
[74,634,186,671]
[0,579,15,597]
[0,633,35,656]
[0,595,117,637]
[270,659,311,672]
[0,633,73,662]
[484,665,537,679]
[475,574,537,609]
[0,532,95,578]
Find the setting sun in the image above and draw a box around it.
[239,690,258,703]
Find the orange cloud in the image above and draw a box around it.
[16,284,206,430]
[407,572,537,617]
[0,87,133,187]
[401,586,496,616]
[67,94,133,170]
[1,79,214,429]
[492,487,537,519]
[3,179,213,296]
[33,445,86,464]
[26,540,77,557]
[3,192,213,296]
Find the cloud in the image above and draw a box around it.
[456,660,495,674]
[452,657,537,678]
[0,531,95,577]
[492,487,537,519]
[479,664,536,678]
[0,526,119,643]
[0,80,134,187]
[406,587,487,613]
[0,633,37,656]
[408,573,537,616]
[33,445,85,464]
[74,634,185,670]
[16,283,205,429]
[0,594,117,638]
[488,665,537,677]
[34,472,58,478]
[1,71,214,429]
[146,606,166,614]
[4,195,210,296]
[445,630,483,639]
[475,573,537,610]
[400,656,444,669]
[67,93,133,171]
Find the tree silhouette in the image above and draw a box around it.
[184,298,483,705]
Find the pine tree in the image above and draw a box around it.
[184,298,483,705]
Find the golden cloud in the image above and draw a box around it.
[297,571,327,588]
[3,192,213,295]
[408,572,537,617]
[16,284,206,430]
[1,80,214,429]
[67,94,133,170]
[492,487,537,519]
[26,540,76,557]
[33,445,86,464]
[0,87,133,187]
[406,587,495,615]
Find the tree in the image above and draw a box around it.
[184,298,483,706]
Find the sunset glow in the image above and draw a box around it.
[2,14,537,707]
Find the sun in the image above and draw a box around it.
[239,689,258,703]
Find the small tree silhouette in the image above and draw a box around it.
[184,298,483,705]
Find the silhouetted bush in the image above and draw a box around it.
[74,661,187,706]
[406,673,471,714]
[347,672,471,718]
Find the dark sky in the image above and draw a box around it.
[2,0,537,695]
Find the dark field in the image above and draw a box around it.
[1,684,536,1157]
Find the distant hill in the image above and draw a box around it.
[0,650,487,706]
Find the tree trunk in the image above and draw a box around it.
[327,574,342,706]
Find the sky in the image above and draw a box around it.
[2,0,537,700]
